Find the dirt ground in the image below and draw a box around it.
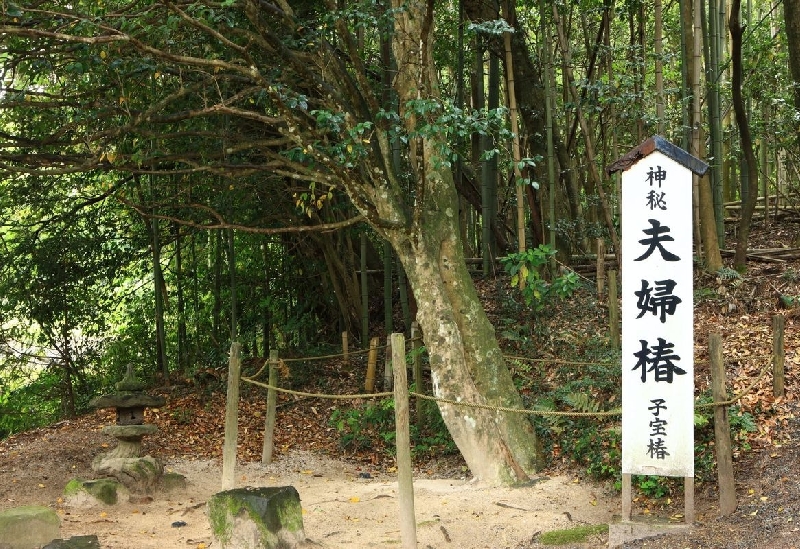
[5,408,800,549]
[0,418,616,549]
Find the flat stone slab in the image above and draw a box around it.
[90,393,165,409]
[43,536,100,549]
[608,518,692,548]
[0,505,60,549]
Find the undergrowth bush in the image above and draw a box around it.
[328,387,457,459]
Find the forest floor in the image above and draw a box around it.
[2,215,800,548]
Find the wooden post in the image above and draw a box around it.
[411,322,423,429]
[621,473,632,521]
[342,331,349,366]
[222,342,242,490]
[392,333,417,549]
[773,314,785,398]
[365,337,379,392]
[710,333,737,515]
[261,350,279,465]
[684,476,695,523]
[384,335,394,391]
[608,269,620,349]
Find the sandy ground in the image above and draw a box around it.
[6,450,617,549]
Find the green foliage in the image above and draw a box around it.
[693,392,757,482]
[634,475,672,498]
[781,268,800,283]
[329,399,397,452]
[500,245,581,312]
[328,393,456,459]
[717,266,743,280]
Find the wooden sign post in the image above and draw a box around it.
[608,136,708,524]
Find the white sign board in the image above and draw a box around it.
[621,150,694,477]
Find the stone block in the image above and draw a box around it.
[160,472,188,493]
[208,486,307,549]
[64,478,126,506]
[0,505,60,549]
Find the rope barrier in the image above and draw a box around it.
[504,355,618,367]
[255,344,772,371]
[241,352,775,419]
[241,377,621,417]
[239,332,776,418]
[695,358,773,409]
[241,376,393,400]
[275,336,424,364]
[412,391,622,417]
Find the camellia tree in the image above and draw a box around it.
[0,1,540,483]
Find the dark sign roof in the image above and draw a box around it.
[606,135,709,176]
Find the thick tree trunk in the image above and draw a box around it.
[388,0,540,483]
[389,168,540,483]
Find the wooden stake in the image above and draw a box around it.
[608,270,620,350]
[392,333,417,548]
[384,335,394,391]
[365,337,378,392]
[710,333,737,515]
[342,331,349,366]
[684,476,695,523]
[773,314,785,398]
[261,350,278,465]
[222,342,242,490]
[622,473,632,521]
[596,238,606,297]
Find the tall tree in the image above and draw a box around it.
[730,0,760,269]
[0,0,540,483]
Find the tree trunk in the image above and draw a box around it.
[174,221,186,373]
[389,176,541,482]
[655,0,665,134]
[785,0,800,111]
[389,0,540,483]
[730,0,759,270]
[151,216,168,379]
[227,228,238,342]
[213,229,223,349]
[482,44,500,275]
[693,0,723,271]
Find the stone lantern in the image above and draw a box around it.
[89,365,166,492]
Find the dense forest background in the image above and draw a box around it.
[0,0,798,446]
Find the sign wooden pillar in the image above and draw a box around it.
[608,136,708,524]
